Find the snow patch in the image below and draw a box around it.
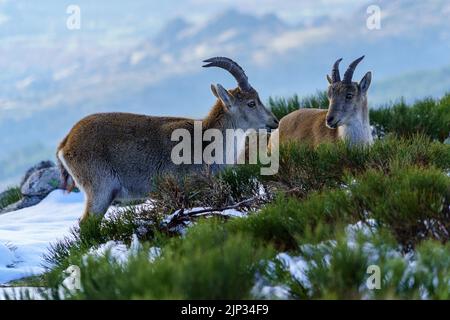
[87,234,161,265]
[0,287,45,300]
[0,190,158,285]
[0,190,84,284]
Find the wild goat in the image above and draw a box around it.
[272,56,373,148]
[57,57,278,222]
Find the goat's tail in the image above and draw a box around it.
[56,136,75,192]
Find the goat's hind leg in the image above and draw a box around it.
[80,185,118,224]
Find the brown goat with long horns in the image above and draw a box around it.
[57,57,278,222]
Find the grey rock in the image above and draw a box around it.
[21,166,62,197]
[0,161,65,214]
[20,160,55,188]
[0,196,43,214]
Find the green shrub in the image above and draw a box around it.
[230,192,354,251]
[44,208,156,274]
[0,186,22,210]
[350,166,450,250]
[269,135,450,198]
[265,231,450,299]
[218,165,263,201]
[150,165,266,217]
[234,165,449,251]
[51,221,272,300]
[370,95,450,141]
[269,91,328,120]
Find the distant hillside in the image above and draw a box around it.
[372,66,450,105]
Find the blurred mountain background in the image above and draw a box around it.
[1,0,450,188]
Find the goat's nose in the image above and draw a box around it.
[272,118,279,129]
[327,116,334,124]
[326,116,337,128]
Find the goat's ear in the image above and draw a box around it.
[359,72,372,93]
[326,74,332,84]
[214,84,235,110]
[210,84,219,99]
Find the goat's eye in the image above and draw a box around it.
[346,94,353,100]
[247,101,256,108]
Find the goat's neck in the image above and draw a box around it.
[203,101,240,171]
[203,101,235,131]
[202,101,244,166]
[338,102,373,145]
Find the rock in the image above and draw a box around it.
[0,196,42,214]
[0,161,64,214]
[20,160,55,188]
[21,166,62,197]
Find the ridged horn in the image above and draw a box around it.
[202,56,253,92]
[331,58,342,83]
[343,55,365,83]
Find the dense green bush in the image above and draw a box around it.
[371,95,450,141]
[44,209,155,274]
[150,165,263,215]
[268,135,450,198]
[351,166,450,250]
[47,221,272,300]
[268,92,328,120]
[264,232,450,299]
[234,166,449,251]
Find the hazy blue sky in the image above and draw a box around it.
[138,0,371,25]
[0,0,371,42]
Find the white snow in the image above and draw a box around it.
[0,286,46,300]
[87,235,162,265]
[0,190,160,287]
[87,234,141,265]
[0,190,84,284]
[0,242,16,268]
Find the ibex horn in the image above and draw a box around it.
[343,56,365,83]
[331,58,343,83]
[202,57,253,92]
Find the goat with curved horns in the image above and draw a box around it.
[272,56,373,148]
[57,57,278,223]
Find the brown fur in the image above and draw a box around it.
[276,108,338,147]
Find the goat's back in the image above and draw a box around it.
[278,108,338,146]
[58,112,200,197]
